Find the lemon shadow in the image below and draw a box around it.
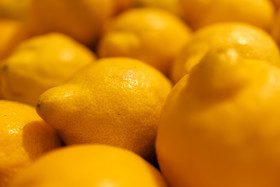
[22,120,63,161]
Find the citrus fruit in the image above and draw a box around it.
[26,0,115,46]
[10,144,167,187]
[0,20,28,99]
[36,58,171,161]
[136,0,181,16]
[98,8,191,75]
[171,23,280,83]
[0,33,96,106]
[0,19,27,60]
[180,0,275,30]
[157,48,280,187]
[0,100,61,187]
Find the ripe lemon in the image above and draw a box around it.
[0,19,27,60]
[26,0,115,46]
[0,33,96,106]
[157,48,280,187]
[171,23,280,83]
[135,0,181,16]
[0,19,27,99]
[10,144,167,187]
[180,0,275,30]
[98,8,191,75]
[36,58,171,161]
[0,100,61,187]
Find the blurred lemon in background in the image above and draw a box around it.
[157,48,280,187]
[10,145,167,187]
[37,58,171,162]
[180,0,275,30]
[26,0,115,47]
[0,100,61,187]
[171,23,280,83]
[98,8,191,75]
[113,0,181,15]
[0,33,96,106]
[0,19,27,60]
[0,19,27,99]
[136,0,181,16]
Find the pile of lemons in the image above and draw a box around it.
[1,0,280,187]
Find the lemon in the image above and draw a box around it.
[0,19,27,98]
[114,0,181,15]
[180,0,275,30]
[98,8,191,75]
[0,33,96,106]
[171,23,280,83]
[36,58,171,161]
[0,100,61,187]
[0,19,27,60]
[135,0,181,16]
[157,48,280,187]
[10,145,167,187]
[26,0,115,46]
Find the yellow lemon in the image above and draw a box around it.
[0,33,96,106]
[114,0,181,15]
[10,144,168,187]
[171,23,280,83]
[0,0,31,21]
[36,58,171,161]
[26,0,115,46]
[157,48,280,187]
[0,100,61,187]
[135,0,181,16]
[0,19,27,60]
[180,0,275,30]
[0,19,27,99]
[98,8,191,75]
